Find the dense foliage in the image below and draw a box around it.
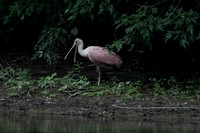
[1,64,200,101]
[0,0,200,64]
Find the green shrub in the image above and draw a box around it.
[0,67,35,92]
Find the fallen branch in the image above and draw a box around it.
[67,91,82,99]
[112,104,198,110]
[66,90,92,99]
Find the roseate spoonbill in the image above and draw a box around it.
[64,38,122,86]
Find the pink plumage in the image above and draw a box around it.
[64,38,122,86]
[88,47,122,68]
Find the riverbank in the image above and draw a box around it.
[0,87,200,123]
[1,54,200,123]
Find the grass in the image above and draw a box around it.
[0,62,200,101]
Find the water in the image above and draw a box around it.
[0,113,199,133]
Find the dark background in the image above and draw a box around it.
[0,0,200,75]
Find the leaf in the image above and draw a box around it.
[3,16,10,24]
[51,73,57,78]
[156,24,164,31]
[187,24,194,35]
[65,9,69,14]
[164,31,172,42]
[54,32,59,39]
[20,14,24,21]
[89,13,94,21]
[141,29,150,40]
[98,8,104,15]
[180,39,189,49]
[152,8,158,14]
[68,15,76,21]
[111,40,122,52]
[148,24,154,32]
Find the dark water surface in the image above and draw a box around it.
[0,113,199,133]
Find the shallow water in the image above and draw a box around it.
[0,113,199,133]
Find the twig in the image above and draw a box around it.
[166,97,172,107]
[190,3,200,11]
[67,91,81,98]
[172,0,181,14]
[151,0,167,7]
[112,104,198,110]
[27,91,31,98]
[66,90,89,99]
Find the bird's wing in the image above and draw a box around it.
[88,47,122,68]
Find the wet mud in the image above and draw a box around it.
[0,54,200,123]
[0,89,200,122]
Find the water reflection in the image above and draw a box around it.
[0,113,199,133]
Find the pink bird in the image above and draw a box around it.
[64,38,122,86]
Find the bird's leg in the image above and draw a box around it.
[96,66,101,86]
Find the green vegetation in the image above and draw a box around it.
[1,0,200,105]
[1,62,200,101]
[1,0,200,64]
[0,67,35,96]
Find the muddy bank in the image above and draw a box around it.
[0,89,200,122]
[1,54,200,123]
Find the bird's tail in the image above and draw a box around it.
[112,52,122,68]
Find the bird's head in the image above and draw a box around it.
[73,38,83,46]
[64,38,83,63]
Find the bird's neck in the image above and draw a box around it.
[78,43,88,58]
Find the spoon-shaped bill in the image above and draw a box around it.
[74,45,78,63]
[64,44,76,60]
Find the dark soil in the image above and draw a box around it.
[0,90,200,122]
[1,53,200,123]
